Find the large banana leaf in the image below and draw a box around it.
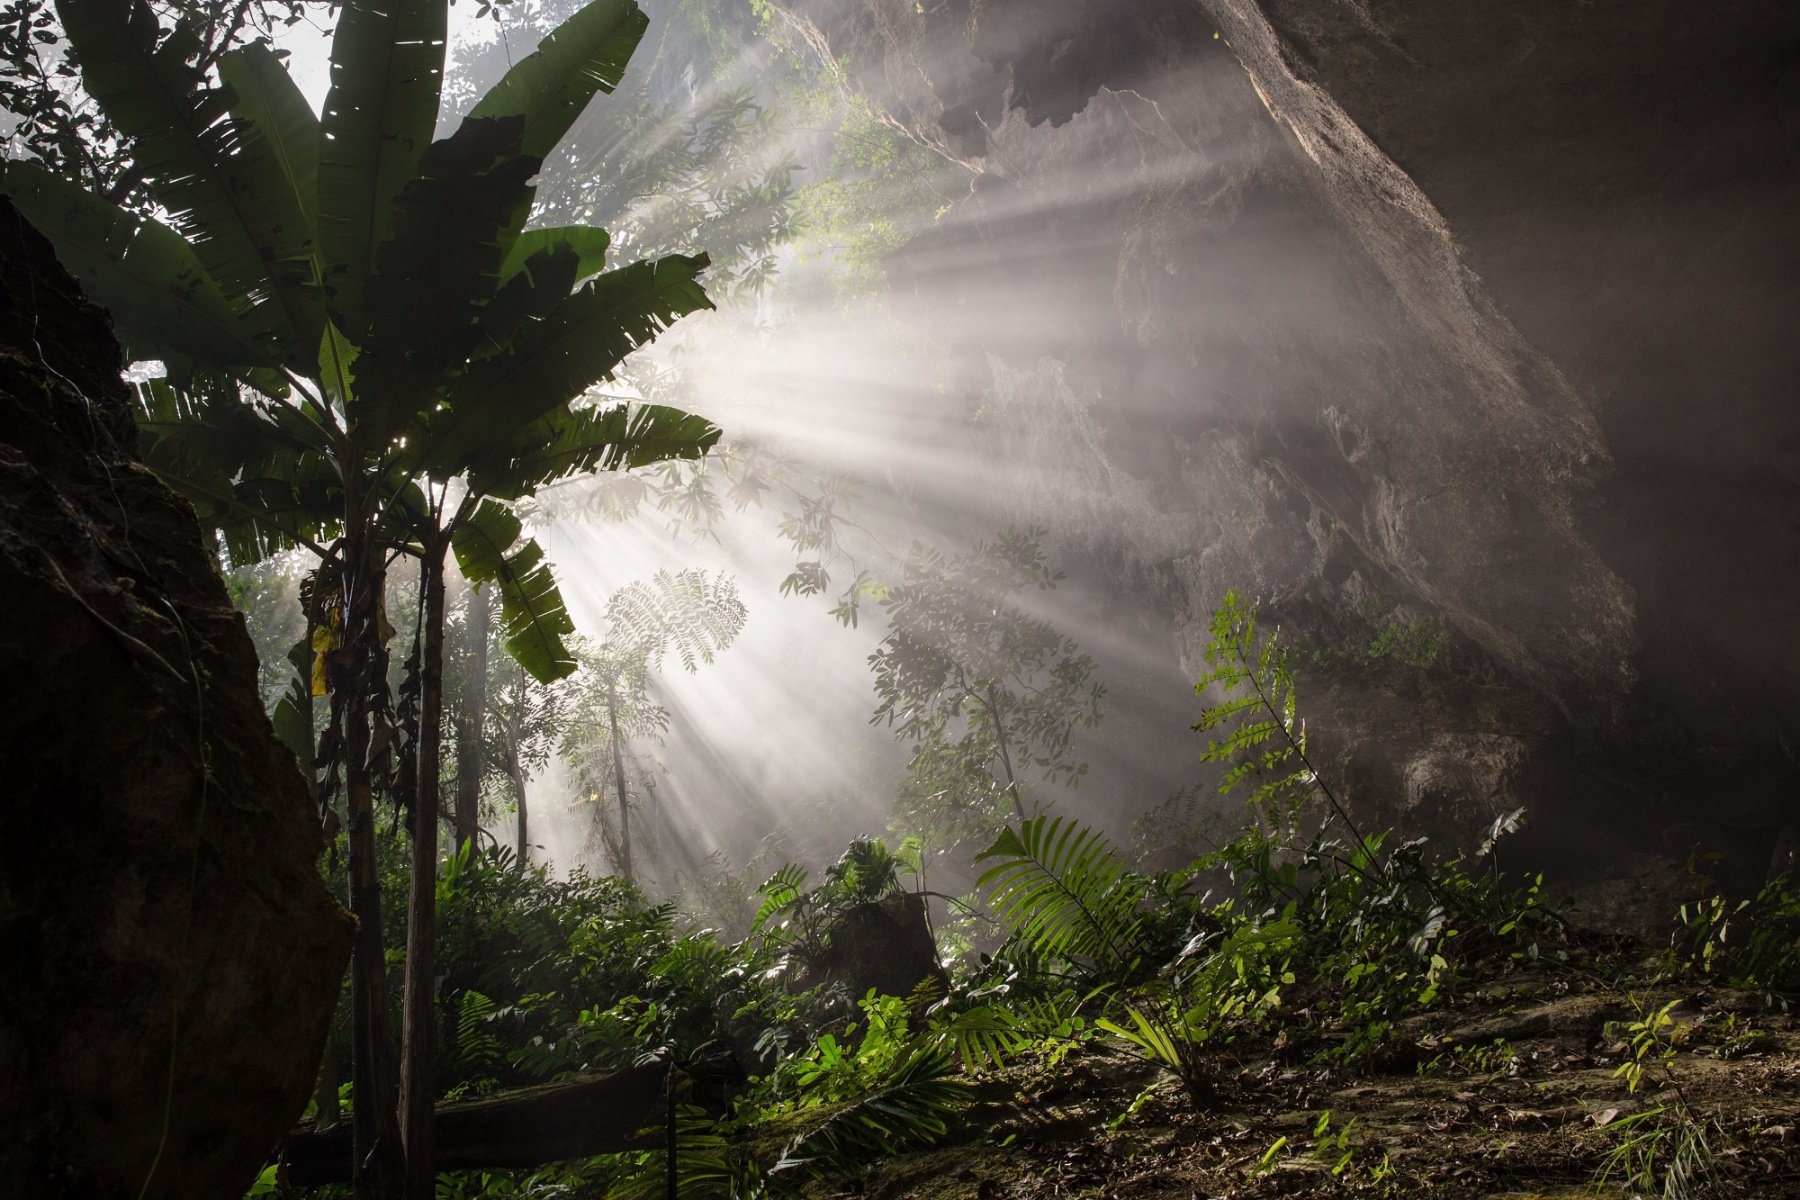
[217,42,320,235]
[55,0,322,366]
[1,161,274,374]
[134,378,343,561]
[469,402,719,501]
[467,0,646,161]
[417,252,713,471]
[351,113,537,447]
[352,0,647,437]
[498,225,610,285]
[451,500,576,682]
[316,0,447,335]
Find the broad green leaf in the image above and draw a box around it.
[498,225,610,285]
[271,636,315,770]
[451,501,576,682]
[351,114,537,446]
[422,253,712,469]
[318,320,359,406]
[469,402,719,501]
[56,0,321,365]
[217,42,320,232]
[1,161,274,372]
[467,0,646,160]
[317,0,447,334]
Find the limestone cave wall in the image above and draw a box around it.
[769,0,1800,890]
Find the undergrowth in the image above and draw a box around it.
[288,590,1797,1200]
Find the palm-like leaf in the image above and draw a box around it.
[466,0,646,160]
[419,253,712,470]
[469,402,717,501]
[217,41,320,235]
[768,1044,972,1179]
[451,500,577,682]
[974,815,1151,974]
[0,161,272,373]
[56,0,321,364]
[316,0,446,335]
[500,225,611,284]
[351,113,537,439]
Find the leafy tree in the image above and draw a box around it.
[482,634,568,865]
[561,567,745,882]
[870,528,1106,851]
[2,0,718,1191]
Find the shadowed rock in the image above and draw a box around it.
[0,197,352,1200]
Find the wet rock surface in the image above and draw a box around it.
[0,199,352,1199]
[768,0,1800,900]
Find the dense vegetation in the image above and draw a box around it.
[8,1,1798,1198]
[269,590,1800,1200]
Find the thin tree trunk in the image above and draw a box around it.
[508,742,529,865]
[313,1042,341,1131]
[454,583,488,852]
[984,686,1026,821]
[606,681,631,883]
[400,539,446,1200]
[344,538,405,1199]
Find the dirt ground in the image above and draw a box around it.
[810,969,1800,1200]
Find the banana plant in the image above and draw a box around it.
[2,0,717,1193]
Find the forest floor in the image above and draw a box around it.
[803,965,1800,1200]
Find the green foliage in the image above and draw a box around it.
[453,501,577,683]
[766,1040,971,1181]
[1095,916,1300,1103]
[1195,589,1368,853]
[1594,1001,1723,1200]
[1676,871,1800,993]
[873,529,1105,850]
[8,0,721,694]
[974,815,1152,978]
[429,842,760,1093]
[751,839,905,977]
[1367,614,1448,670]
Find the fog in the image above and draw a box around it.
[268,0,1223,888]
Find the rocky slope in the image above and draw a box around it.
[801,975,1800,1199]
[767,0,1800,896]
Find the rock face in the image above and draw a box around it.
[0,199,353,1199]
[770,0,1800,892]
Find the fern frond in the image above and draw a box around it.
[769,1043,972,1180]
[974,815,1149,974]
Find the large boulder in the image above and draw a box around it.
[0,198,353,1199]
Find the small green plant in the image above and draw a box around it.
[1095,916,1300,1103]
[1309,1110,1360,1176]
[1367,615,1448,670]
[1593,1001,1724,1200]
[1677,872,1800,995]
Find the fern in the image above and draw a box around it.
[606,567,747,673]
[930,992,1088,1074]
[1195,590,1377,867]
[767,1043,973,1180]
[974,814,1150,975]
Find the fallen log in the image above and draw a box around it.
[283,1058,741,1186]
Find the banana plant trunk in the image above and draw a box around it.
[508,743,529,865]
[606,680,631,883]
[400,538,446,1199]
[454,583,488,852]
[343,537,406,1199]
